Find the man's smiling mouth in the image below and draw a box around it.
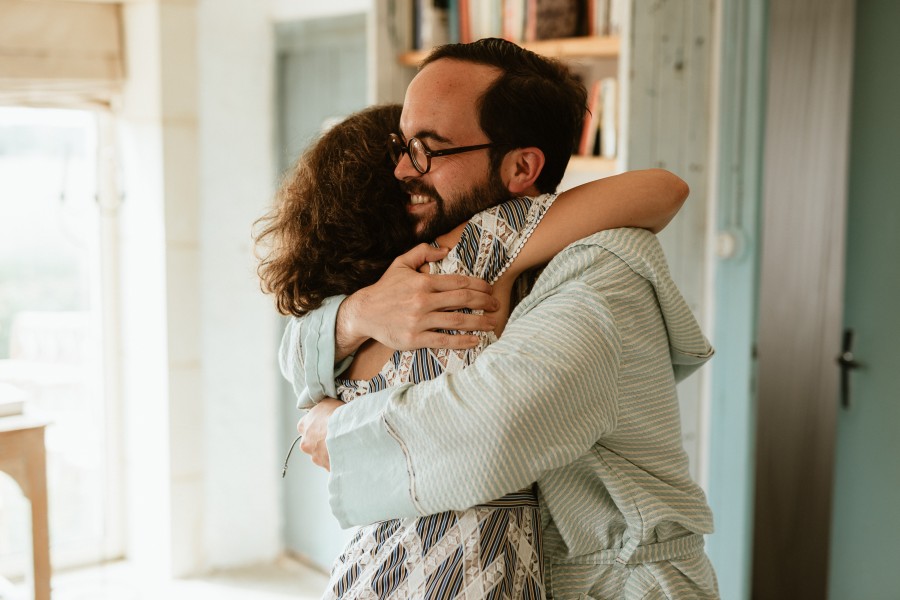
[409,194,433,205]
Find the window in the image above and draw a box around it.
[0,107,123,578]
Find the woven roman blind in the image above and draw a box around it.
[0,0,124,107]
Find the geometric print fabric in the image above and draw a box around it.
[328,196,556,599]
[323,493,544,600]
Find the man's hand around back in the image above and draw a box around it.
[333,243,499,360]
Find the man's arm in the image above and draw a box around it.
[320,241,632,527]
[279,244,499,406]
[332,244,499,361]
[301,229,713,527]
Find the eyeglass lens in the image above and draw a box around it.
[389,135,429,174]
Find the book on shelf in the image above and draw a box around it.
[470,0,503,41]
[414,0,451,49]
[577,76,617,159]
[414,0,622,49]
[578,79,603,156]
[448,0,461,42]
[608,0,626,35]
[599,76,617,159]
[529,0,585,41]
[503,0,527,42]
[588,0,609,36]
[458,0,471,43]
[587,0,625,36]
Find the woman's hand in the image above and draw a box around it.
[297,398,344,471]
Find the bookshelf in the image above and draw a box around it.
[398,35,620,66]
[372,1,628,184]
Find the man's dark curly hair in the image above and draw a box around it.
[254,104,415,317]
[422,38,587,193]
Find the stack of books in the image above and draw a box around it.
[413,0,626,49]
[577,77,617,159]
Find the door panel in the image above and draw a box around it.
[753,0,856,598]
[828,1,900,598]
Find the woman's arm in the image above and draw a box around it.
[510,168,688,276]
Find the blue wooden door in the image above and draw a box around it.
[827,1,900,598]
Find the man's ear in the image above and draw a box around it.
[501,147,545,195]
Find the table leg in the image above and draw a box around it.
[24,428,50,600]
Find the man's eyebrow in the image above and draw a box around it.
[403,129,452,144]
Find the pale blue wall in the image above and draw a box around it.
[275,14,368,569]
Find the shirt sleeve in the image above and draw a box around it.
[278,294,354,409]
[326,243,630,527]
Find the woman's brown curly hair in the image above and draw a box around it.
[254,104,415,317]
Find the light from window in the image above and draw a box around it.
[0,107,117,579]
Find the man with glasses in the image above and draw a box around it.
[285,38,719,598]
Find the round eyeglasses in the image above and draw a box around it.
[388,133,503,175]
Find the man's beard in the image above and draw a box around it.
[407,170,513,242]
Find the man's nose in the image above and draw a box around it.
[393,152,420,180]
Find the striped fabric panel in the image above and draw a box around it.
[495,195,531,227]
[333,563,361,598]
[478,508,511,570]
[409,348,444,385]
[371,543,407,598]
[454,221,481,272]
[483,237,509,283]
[334,520,406,598]
[422,546,465,599]
[477,489,540,508]
[415,510,458,556]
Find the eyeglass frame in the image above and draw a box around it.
[388,133,505,175]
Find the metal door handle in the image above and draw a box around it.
[836,328,862,409]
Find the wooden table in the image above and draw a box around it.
[0,416,51,600]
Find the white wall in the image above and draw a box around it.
[117,0,283,576]
[116,0,377,577]
[198,0,281,570]
[118,0,180,576]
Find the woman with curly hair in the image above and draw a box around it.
[255,103,688,600]
[256,104,414,318]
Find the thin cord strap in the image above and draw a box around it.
[282,434,303,478]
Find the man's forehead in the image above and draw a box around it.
[400,60,499,141]
[398,101,478,143]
